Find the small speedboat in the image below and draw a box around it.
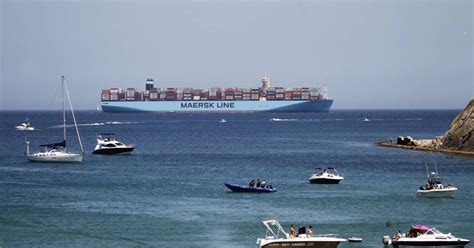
[382,225,469,247]
[309,168,344,184]
[362,117,370,122]
[225,182,276,193]
[348,237,363,242]
[92,133,135,155]
[219,119,227,123]
[416,166,457,198]
[256,220,346,248]
[16,119,34,131]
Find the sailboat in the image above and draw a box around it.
[26,76,84,163]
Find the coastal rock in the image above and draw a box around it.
[441,99,474,151]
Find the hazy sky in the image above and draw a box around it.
[1,0,473,110]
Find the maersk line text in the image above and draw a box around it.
[180,102,235,109]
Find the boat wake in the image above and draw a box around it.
[270,118,320,122]
[270,118,298,122]
[51,121,143,128]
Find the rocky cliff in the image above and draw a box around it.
[441,99,474,151]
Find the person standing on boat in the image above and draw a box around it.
[396,230,402,240]
[290,224,296,239]
[249,179,255,188]
[307,225,313,237]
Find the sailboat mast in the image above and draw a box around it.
[64,78,84,153]
[62,76,66,144]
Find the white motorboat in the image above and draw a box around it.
[309,167,344,184]
[416,165,457,198]
[92,133,135,155]
[26,76,84,163]
[348,237,363,242]
[383,225,469,247]
[219,119,227,123]
[362,117,370,122]
[15,119,34,131]
[256,220,346,248]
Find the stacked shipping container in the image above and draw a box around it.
[101,86,325,101]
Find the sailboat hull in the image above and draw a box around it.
[27,152,83,163]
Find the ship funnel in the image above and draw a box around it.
[146,78,155,91]
[322,86,329,99]
[261,75,270,90]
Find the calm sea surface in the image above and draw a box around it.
[0,110,473,247]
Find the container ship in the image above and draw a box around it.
[100,76,333,113]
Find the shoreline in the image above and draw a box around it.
[375,141,474,157]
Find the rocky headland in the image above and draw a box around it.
[377,99,474,156]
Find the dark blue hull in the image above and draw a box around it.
[225,182,277,193]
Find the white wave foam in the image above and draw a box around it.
[50,121,143,128]
[270,118,299,122]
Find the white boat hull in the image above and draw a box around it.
[393,242,469,248]
[27,152,83,163]
[394,245,467,248]
[416,188,457,198]
[258,237,346,248]
[16,126,34,131]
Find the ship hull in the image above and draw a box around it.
[392,241,469,248]
[259,240,343,248]
[309,178,342,184]
[101,99,333,113]
[27,153,83,163]
[92,147,135,155]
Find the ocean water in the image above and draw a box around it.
[0,110,473,247]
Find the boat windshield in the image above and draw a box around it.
[425,228,441,235]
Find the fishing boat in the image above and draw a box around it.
[256,220,346,248]
[25,76,84,163]
[92,133,135,155]
[416,165,457,198]
[309,168,344,184]
[348,237,363,242]
[15,119,34,131]
[383,225,469,247]
[225,182,276,193]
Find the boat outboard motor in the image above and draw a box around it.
[382,235,392,245]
